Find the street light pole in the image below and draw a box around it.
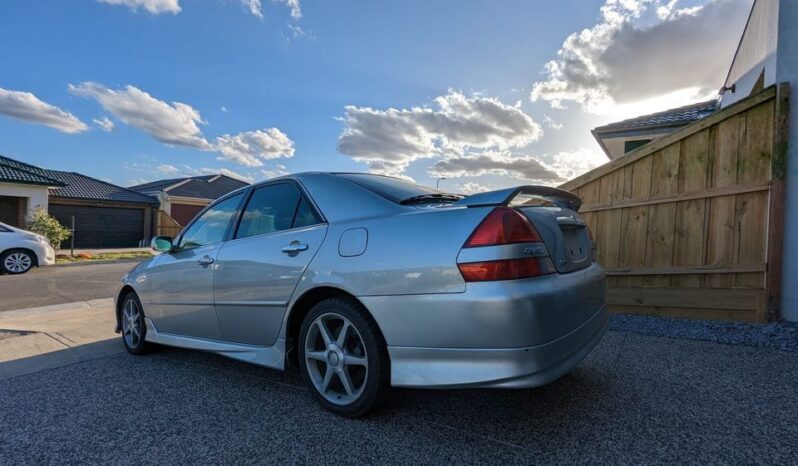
[436,177,447,190]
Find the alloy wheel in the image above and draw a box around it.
[122,299,142,349]
[4,252,32,273]
[304,312,369,406]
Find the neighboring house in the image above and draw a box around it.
[592,100,717,160]
[0,155,158,248]
[129,175,249,228]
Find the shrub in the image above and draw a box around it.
[27,207,71,248]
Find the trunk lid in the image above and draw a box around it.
[519,206,591,273]
[454,185,591,274]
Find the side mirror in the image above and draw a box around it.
[150,236,173,252]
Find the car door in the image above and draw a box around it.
[213,181,327,346]
[144,191,246,340]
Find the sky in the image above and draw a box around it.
[0,0,752,193]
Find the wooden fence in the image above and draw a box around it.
[561,84,789,322]
[156,210,183,238]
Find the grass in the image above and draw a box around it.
[55,251,154,264]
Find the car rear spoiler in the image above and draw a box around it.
[452,186,582,211]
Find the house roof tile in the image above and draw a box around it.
[593,100,718,134]
[0,154,157,205]
[129,175,249,200]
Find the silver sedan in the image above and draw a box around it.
[116,172,606,417]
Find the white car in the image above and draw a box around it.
[0,221,56,274]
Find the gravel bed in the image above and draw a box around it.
[609,313,798,352]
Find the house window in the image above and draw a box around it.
[624,139,652,153]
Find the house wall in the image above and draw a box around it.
[720,0,778,108]
[561,87,784,323]
[0,182,49,222]
[776,0,798,321]
[598,127,679,160]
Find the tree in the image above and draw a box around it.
[27,207,71,248]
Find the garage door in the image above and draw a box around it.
[170,203,206,226]
[48,204,145,248]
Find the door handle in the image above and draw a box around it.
[198,255,215,266]
[282,243,309,254]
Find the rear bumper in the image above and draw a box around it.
[361,262,607,388]
[387,305,607,388]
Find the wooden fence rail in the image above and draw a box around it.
[561,84,789,322]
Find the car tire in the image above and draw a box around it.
[120,292,151,355]
[1,249,35,275]
[298,297,390,418]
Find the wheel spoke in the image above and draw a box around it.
[316,321,334,346]
[344,354,367,366]
[338,369,355,396]
[336,321,350,347]
[306,351,326,362]
[320,366,334,392]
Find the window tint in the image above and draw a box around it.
[293,197,322,229]
[178,193,244,249]
[337,173,440,203]
[231,184,294,239]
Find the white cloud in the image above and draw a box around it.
[97,0,181,14]
[531,0,751,116]
[261,163,289,179]
[241,0,263,18]
[428,148,607,186]
[98,0,296,18]
[428,152,562,185]
[0,87,88,134]
[454,182,490,195]
[215,128,295,167]
[220,106,229,113]
[338,90,543,176]
[70,82,211,149]
[93,116,115,132]
[545,148,608,181]
[275,0,301,19]
[542,114,563,130]
[155,163,180,175]
[70,81,295,166]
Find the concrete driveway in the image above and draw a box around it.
[0,261,137,312]
[0,300,796,464]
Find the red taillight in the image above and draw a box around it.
[464,207,542,247]
[458,258,553,282]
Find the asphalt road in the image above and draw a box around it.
[0,262,138,311]
[1,331,796,464]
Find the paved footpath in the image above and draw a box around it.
[0,298,119,380]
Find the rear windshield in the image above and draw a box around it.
[337,173,441,203]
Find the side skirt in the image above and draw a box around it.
[144,318,286,370]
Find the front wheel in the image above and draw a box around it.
[120,292,151,355]
[1,249,34,274]
[298,297,390,417]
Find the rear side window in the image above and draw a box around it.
[337,173,439,203]
[235,183,322,239]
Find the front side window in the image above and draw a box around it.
[235,183,321,239]
[178,193,244,249]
